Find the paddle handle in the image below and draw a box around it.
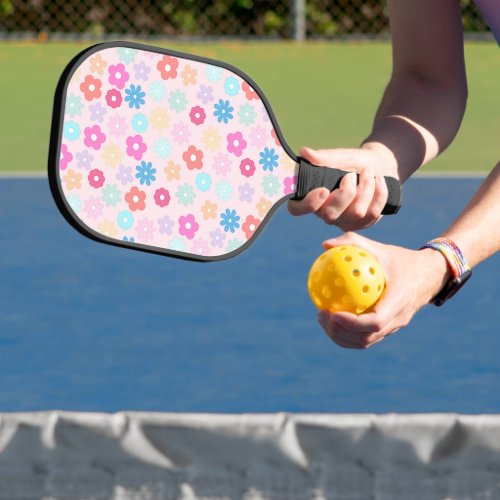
[293,157,402,215]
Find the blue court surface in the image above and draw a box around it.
[0,176,498,413]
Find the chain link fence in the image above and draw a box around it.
[0,0,491,40]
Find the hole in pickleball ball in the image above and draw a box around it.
[333,303,342,311]
[342,295,351,304]
[378,284,382,291]
[352,269,360,277]
[313,271,321,282]
[313,294,322,308]
[322,286,332,299]
[327,264,335,272]
[369,267,376,275]
[344,256,352,262]
[359,251,366,257]
[362,285,369,293]
[334,277,344,287]
[356,306,366,314]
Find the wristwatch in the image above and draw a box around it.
[421,238,472,306]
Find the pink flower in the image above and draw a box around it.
[178,214,199,240]
[154,188,170,207]
[84,125,106,150]
[88,168,105,188]
[107,115,127,138]
[126,134,147,161]
[83,197,104,220]
[60,144,73,170]
[171,121,191,145]
[213,153,231,176]
[250,126,266,148]
[190,238,211,256]
[136,218,156,243]
[239,158,256,177]
[105,89,122,108]
[189,106,206,125]
[284,176,298,195]
[226,132,247,157]
[108,63,129,89]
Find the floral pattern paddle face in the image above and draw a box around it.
[50,42,401,261]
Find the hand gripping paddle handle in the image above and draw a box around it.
[293,158,402,215]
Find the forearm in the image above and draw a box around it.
[441,162,500,267]
[362,73,467,183]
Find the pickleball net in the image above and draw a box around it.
[1,412,500,499]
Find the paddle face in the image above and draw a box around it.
[49,41,298,261]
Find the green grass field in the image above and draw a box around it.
[0,41,497,172]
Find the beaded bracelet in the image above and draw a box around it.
[421,237,472,306]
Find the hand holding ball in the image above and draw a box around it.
[308,245,385,314]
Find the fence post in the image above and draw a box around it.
[293,0,306,42]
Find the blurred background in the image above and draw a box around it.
[0,0,492,40]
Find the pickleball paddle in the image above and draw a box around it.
[48,41,401,261]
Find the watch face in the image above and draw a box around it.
[432,269,472,306]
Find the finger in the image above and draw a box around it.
[342,165,376,221]
[319,311,370,349]
[361,174,389,225]
[288,187,330,216]
[315,172,357,224]
[322,231,370,251]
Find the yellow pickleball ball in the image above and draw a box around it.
[308,245,385,314]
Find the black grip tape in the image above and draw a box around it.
[293,158,402,215]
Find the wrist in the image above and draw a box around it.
[360,141,399,178]
[417,248,453,304]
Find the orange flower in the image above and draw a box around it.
[201,200,217,220]
[242,215,261,239]
[63,169,82,190]
[89,53,107,75]
[182,145,203,170]
[157,55,179,80]
[80,75,102,101]
[125,186,146,211]
[256,197,272,218]
[181,64,197,86]
[164,161,181,181]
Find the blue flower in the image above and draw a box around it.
[66,193,82,212]
[124,84,146,109]
[168,90,188,113]
[215,180,232,201]
[154,138,172,159]
[220,208,240,233]
[195,173,212,192]
[65,93,83,117]
[259,147,279,172]
[117,47,137,64]
[213,99,234,124]
[206,65,223,82]
[117,210,134,230]
[131,113,148,133]
[148,80,165,102]
[169,237,186,252]
[224,76,240,96]
[63,121,80,141]
[123,236,135,242]
[135,161,156,186]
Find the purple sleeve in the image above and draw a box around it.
[473,0,500,45]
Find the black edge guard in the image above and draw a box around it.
[293,158,402,215]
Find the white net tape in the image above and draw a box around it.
[1,412,500,499]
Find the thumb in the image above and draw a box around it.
[299,146,365,170]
